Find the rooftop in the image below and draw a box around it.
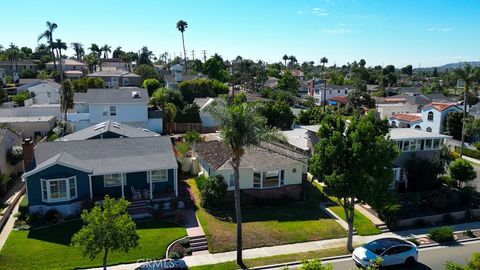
[47,59,86,66]
[422,102,459,112]
[0,116,56,123]
[58,120,160,141]
[388,128,451,140]
[86,87,148,104]
[390,113,422,123]
[87,70,140,77]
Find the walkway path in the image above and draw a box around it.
[85,221,480,270]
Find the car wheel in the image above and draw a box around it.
[404,257,416,266]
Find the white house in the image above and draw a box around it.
[389,102,462,133]
[27,81,61,104]
[308,79,356,105]
[68,88,163,133]
[194,98,218,128]
[376,103,419,119]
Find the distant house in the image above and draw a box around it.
[58,120,160,141]
[164,64,208,90]
[328,96,349,106]
[387,86,422,96]
[194,98,218,128]
[0,60,37,75]
[68,88,162,133]
[46,59,87,73]
[100,58,132,72]
[195,140,307,201]
[376,103,419,119]
[17,80,61,105]
[86,70,142,88]
[0,116,57,139]
[0,129,23,176]
[389,102,462,133]
[389,128,451,189]
[22,136,179,216]
[308,79,356,105]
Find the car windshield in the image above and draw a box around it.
[364,240,393,255]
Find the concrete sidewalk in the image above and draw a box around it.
[86,221,480,269]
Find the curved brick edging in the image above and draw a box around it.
[165,235,189,258]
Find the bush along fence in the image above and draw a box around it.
[0,185,26,232]
[395,208,480,228]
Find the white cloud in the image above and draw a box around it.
[320,28,351,35]
[312,7,328,16]
[428,27,453,32]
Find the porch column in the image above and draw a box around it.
[149,173,153,199]
[88,175,93,199]
[174,168,178,197]
[121,174,125,198]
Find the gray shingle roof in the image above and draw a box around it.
[58,120,160,141]
[30,136,177,176]
[87,70,140,77]
[195,140,305,171]
[86,88,148,104]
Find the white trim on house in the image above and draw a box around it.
[395,138,445,153]
[22,161,92,178]
[89,166,176,177]
[253,169,286,189]
[40,176,77,203]
[147,169,168,183]
[103,173,126,187]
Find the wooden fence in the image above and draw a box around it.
[164,123,217,134]
[0,184,26,233]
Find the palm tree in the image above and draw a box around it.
[282,54,289,67]
[70,42,84,61]
[151,88,177,130]
[176,20,188,70]
[288,55,297,68]
[5,43,21,71]
[89,44,103,71]
[112,46,125,58]
[102,44,111,58]
[454,63,480,157]
[53,39,67,84]
[38,21,58,69]
[320,57,328,69]
[207,99,278,266]
[120,53,132,72]
[60,79,73,129]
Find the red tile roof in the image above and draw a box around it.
[390,113,422,123]
[423,102,458,112]
[328,96,349,105]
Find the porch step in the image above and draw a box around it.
[377,223,390,233]
[188,235,208,252]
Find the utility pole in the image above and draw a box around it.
[191,50,195,61]
[202,50,207,62]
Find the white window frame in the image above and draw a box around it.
[104,173,125,187]
[41,177,77,203]
[109,105,117,116]
[148,170,167,183]
[228,173,235,187]
[253,170,284,189]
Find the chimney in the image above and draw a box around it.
[22,138,35,171]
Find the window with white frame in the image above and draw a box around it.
[253,170,285,189]
[104,173,124,187]
[228,173,234,187]
[148,170,167,182]
[41,177,77,202]
[109,106,117,116]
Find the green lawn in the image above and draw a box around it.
[187,179,347,253]
[0,219,186,270]
[190,246,350,270]
[312,180,381,236]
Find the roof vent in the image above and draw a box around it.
[112,122,121,129]
[94,123,107,130]
[132,91,141,98]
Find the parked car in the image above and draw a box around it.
[352,238,418,268]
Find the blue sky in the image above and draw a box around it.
[0,0,478,67]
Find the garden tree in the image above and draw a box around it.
[445,111,464,140]
[277,70,300,94]
[207,99,278,265]
[151,88,178,124]
[138,46,154,66]
[320,57,328,69]
[231,58,268,91]
[445,252,480,270]
[20,47,32,58]
[454,63,480,157]
[464,91,480,106]
[4,44,22,72]
[11,92,31,106]
[296,106,326,125]
[465,117,480,138]
[31,44,52,68]
[141,78,161,96]
[176,20,188,69]
[71,196,139,270]
[184,130,202,156]
[203,54,230,82]
[309,111,398,251]
[178,78,228,103]
[347,90,376,115]
[359,59,366,67]
[175,103,201,123]
[282,54,289,66]
[70,42,84,61]
[328,70,345,85]
[60,80,74,125]
[0,88,6,105]
[191,59,204,73]
[401,65,413,76]
[406,157,443,191]
[134,64,158,82]
[261,88,294,104]
[350,62,371,88]
[84,53,99,72]
[257,100,295,130]
[112,46,125,58]
[381,65,397,86]
[199,175,227,209]
[89,44,103,70]
[449,159,477,187]
[101,44,111,58]
[38,21,58,69]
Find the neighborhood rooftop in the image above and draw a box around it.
[388,128,452,140]
[86,87,148,103]
[0,116,56,123]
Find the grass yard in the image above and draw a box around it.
[0,219,186,270]
[189,246,350,270]
[312,180,381,236]
[187,179,347,253]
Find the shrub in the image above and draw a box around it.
[440,175,456,187]
[11,91,31,106]
[199,175,227,209]
[141,78,161,96]
[426,191,449,210]
[195,175,208,191]
[463,230,475,238]
[44,209,62,224]
[26,212,42,225]
[168,251,182,260]
[7,145,23,165]
[20,69,37,79]
[428,226,454,243]
[450,159,477,186]
[179,237,190,247]
[301,259,333,270]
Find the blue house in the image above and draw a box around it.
[23,136,178,216]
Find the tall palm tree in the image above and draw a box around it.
[38,21,58,69]
[207,99,278,266]
[282,54,289,67]
[89,44,103,71]
[320,57,328,69]
[454,63,480,157]
[288,55,297,68]
[102,44,111,58]
[53,39,67,84]
[70,42,84,61]
[176,20,188,70]
[5,43,21,71]
[120,53,132,72]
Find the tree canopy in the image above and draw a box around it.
[178,78,228,103]
[203,54,230,82]
[277,70,300,93]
